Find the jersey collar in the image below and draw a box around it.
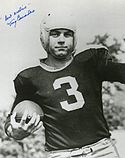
[39,57,73,72]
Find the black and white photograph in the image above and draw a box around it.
[0,0,125,157]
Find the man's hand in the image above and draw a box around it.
[10,111,43,140]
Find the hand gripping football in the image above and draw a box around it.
[13,100,44,123]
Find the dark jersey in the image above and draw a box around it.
[10,48,125,151]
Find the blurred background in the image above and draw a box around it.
[0,0,125,157]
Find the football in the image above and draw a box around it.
[13,100,44,123]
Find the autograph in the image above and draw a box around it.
[4,5,35,28]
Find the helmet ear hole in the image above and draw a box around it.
[40,32,44,45]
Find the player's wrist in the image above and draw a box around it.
[6,124,13,137]
[6,124,30,140]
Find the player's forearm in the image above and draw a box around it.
[105,63,125,83]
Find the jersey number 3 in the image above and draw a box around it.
[53,76,85,111]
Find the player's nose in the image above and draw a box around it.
[58,34,65,44]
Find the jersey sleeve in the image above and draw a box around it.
[95,48,125,83]
[10,73,37,113]
[4,70,38,137]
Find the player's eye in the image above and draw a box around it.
[64,31,74,38]
[50,31,60,38]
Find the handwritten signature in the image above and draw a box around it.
[4,5,35,28]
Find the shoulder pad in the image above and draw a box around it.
[74,45,109,63]
[15,66,40,80]
[77,44,108,53]
[75,45,108,56]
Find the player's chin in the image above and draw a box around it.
[55,51,72,60]
[55,54,68,60]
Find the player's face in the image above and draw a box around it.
[48,29,74,60]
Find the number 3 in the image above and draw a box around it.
[53,76,85,111]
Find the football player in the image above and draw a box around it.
[4,10,123,158]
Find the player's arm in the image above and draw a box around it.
[4,73,42,140]
[95,48,125,83]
